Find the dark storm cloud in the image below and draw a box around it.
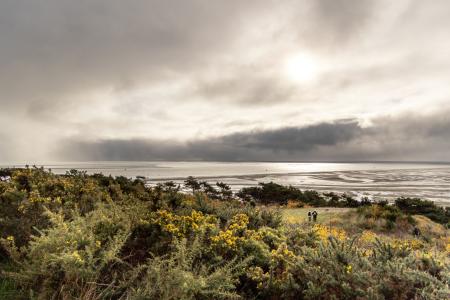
[58,114,450,162]
[221,121,361,151]
[58,121,362,161]
[324,113,450,162]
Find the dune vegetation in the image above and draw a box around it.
[0,167,449,299]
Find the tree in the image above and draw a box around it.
[200,181,219,199]
[216,182,233,200]
[156,181,180,193]
[184,176,201,194]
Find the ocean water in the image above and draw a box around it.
[2,161,450,204]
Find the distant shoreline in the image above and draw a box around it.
[2,160,450,166]
[2,162,450,204]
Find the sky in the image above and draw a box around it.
[1,0,450,162]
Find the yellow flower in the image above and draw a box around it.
[409,239,424,250]
[228,214,249,232]
[313,224,346,243]
[360,230,377,243]
[6,236,14,242]
[346,265,352,274]
[72,251,83,263]
[211,229,239,250]
[153,209,217,238]
[95,240,101,248]
[164,223,180,234]
[270,243,295,266]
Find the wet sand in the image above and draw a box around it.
[3,161,449,203]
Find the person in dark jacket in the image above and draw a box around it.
[312,210,318,222]
[307,211,312,222]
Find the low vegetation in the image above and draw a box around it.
[0,168,449,299]
[238,182,450,227]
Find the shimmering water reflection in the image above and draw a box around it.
[3,161,450,203]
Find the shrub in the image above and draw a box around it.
[2,203,132,299]
[356,204,413,232]
[395,197,450,226]
[237,182,310,205]
[122,238,248,300]
[1,168,448,299]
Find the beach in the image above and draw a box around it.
[4,161,450,203]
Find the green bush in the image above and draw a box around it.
[122,238,248,300]
[395,197,450,226]
[2,203,133,299]
[0,168,448,299]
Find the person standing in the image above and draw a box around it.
[312,210,318,222]
[308,211,312,222]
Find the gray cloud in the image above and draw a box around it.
[1,1,450,162]
[0,133,13,163]
[220,121,361,151]
[0,0,266,109]
[191,73,298,105]
[0,0,391,109]
[56,120,362,161]
[56,113,450,162]
[304,0,377,47]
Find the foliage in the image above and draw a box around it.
[395,197,450,226]
[236,182,371,207]
[152,209,217,239]
[184,177,234,200]
[237,182,303,205]
[0,168,448,299]
[2,203,133,299]
[122,238,248,300]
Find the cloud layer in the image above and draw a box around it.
[0,0,449,162]
[59,113,450,162]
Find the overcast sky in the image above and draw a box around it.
[1,0,450,162]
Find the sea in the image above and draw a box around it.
[2,161,450,204]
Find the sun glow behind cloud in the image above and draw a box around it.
[283,53,322,83]
[1,0,450,162]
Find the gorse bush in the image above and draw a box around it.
[0,168,448,299]
[3,203,133,299]
[247,237,449,299]
[122,238,248,300]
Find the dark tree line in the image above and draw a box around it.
[184,176,232,200]
[235,182,366,207]
[180,179,449,226]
